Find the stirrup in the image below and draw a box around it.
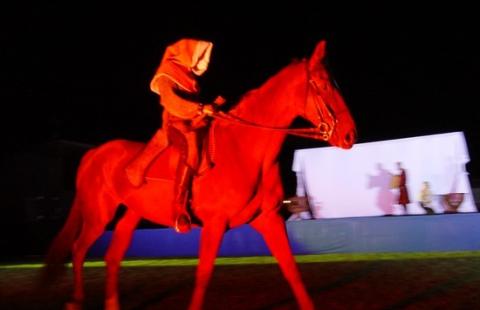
[174,213,192,233]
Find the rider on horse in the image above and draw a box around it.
[126,38,225,233]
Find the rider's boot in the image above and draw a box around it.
[173,164,194,233]
[126,130,167,187]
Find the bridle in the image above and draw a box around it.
[302,62,337,140]
[210,61,338,141]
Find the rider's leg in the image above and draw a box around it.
[168,127,199,233]
[173,163,195,233]
[125,129,167,187]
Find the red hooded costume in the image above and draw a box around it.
[126,38,218,233]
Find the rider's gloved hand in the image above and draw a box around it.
[213,95,226,106]
[198,95,226,116]
[200,104,217,116]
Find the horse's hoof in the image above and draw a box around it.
[175,214,192,233]
[64,301,82,310]
[105,296,120,310]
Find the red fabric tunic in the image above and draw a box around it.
[149,38,214,169]
[398,169,410,204]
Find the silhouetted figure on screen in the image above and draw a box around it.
[369,162,396,215]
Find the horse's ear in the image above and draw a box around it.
[308,40,327,69]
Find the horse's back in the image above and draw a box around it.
[76,139,144,190]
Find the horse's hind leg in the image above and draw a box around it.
[104,209,141,310]
[189,220,227,310]
[68,221,105,309]
[67,193,118,309]
[251,213,314,310]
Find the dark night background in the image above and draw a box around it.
[1,4,479,257]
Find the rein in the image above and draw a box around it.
[211,110,331,141]
[210,62,336,142]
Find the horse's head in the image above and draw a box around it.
[300,40,357,149]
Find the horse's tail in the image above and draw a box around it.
[40,184,84,283]
[45,194,83,263]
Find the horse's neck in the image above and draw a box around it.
[232,62,304,127]
[222,61,306,160]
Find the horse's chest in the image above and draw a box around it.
[193,170,260,212]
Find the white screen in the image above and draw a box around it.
[292,132,476,218]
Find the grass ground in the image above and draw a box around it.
[1,251,479,309]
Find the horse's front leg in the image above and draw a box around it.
[251,213,314,310]
[251,164,314,309]
[104,209,141,310]
[189,219,227,310]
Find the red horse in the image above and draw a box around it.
[44,40,356,310]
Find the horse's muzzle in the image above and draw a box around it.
[341,130,356,149]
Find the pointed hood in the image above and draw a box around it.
[150,38,213,94]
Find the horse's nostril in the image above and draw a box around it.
[345,133,352,144]
[344,131,356,145]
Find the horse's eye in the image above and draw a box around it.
[318,81,328,92]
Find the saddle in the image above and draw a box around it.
[145,124,215,181]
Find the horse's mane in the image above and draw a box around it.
[230,58,305,115]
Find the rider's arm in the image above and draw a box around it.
[152,76,205,119]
